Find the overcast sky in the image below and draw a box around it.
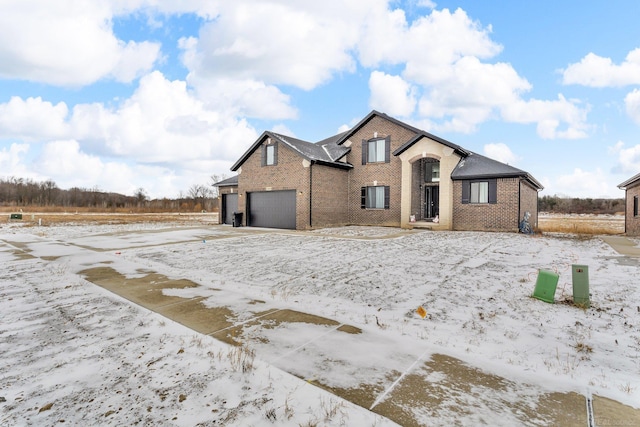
[1,0,640,199]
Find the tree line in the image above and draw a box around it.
[2,176,624,214]
[538,195,625,215]
[0,175,227,212]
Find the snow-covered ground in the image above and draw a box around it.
[1,220,639,426]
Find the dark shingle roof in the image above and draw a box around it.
[618,172,640,189]
[212,175,238,187]
[451,152,543,189]
[228,111,541,190]
[231,130,352,171]
[336,110,469,157]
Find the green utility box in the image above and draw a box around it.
[10,213,22,220]
[532,269,559,303]
[572,264,590,308]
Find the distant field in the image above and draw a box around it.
[538,213,625,235]
[3,209,627,235]
[3,211,219,225]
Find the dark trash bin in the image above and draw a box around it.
[232,212,243,227]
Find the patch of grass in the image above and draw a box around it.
[228,345,255,373]
[264,407,277,422]
[618,382,636,394]
[539,216,623,235]
[320,397,345,420]
[544,347,581,376]
[574,342,593,354]
[283,396,294,420]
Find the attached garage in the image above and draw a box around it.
[247,190,296,229]
[221,193,238,225]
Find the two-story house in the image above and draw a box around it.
[215,111,542,232]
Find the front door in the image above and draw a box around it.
[424,186,439,220]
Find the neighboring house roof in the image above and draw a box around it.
[212,175,238,187]
[230,130,352,172]
[336,110,469,157]
[618,172,640,189]
[451,152,544,190]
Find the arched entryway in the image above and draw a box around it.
[410,157,441,222]
[422,158,440,221]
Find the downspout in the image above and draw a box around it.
[518,179,521,230]
[309,161,313,228]
[624,189,627,234]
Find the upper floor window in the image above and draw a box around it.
[461,179,497,204]
[362,136,390,164]
[424,159,440,183]
[261,143,278,166]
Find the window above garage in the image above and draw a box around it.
[262,142,278,166]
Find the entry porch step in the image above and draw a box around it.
[408,221,449,231]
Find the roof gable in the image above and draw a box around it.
[336,110,468,157]
[231,131,352,172]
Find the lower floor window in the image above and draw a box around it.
[462,179,496,204]
[634,195,638,217]
[470,181,489,204]
[361,185,390,209]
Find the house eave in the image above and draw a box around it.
[618,172,640,189]
[451,173,543,190]
[312,160,353,170]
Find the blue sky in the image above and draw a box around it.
[1,0,640,199]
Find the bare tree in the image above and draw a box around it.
[188,183,212,211]
[209,173,228,199]
[134,187,148,207]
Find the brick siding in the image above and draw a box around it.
[452,178,520,231]
[345,116,418,227]
[625,182,640,236]
[519,181,539,229]
[310,164,349,227]
[237,140,310,229]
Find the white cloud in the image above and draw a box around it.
[270,124,295,137]
[0,97,69,140]
[562,48,640,87]
[501,95,590,139]
[0,143,31,177]
[609,141,640,174]
[37,140,107,179]
[0,71,258,197]
[186,75,298,120]
[624,88,640,124]
[0,0,161,86]
[552,168,616,198]
[417,0,437,8]
[172,3,591,136]
[182,1,367,91]
[31,139,225,198]
[357,7,586,138]
[483,143,519,165]
[74,71,258,163]
[368,71,416,117]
